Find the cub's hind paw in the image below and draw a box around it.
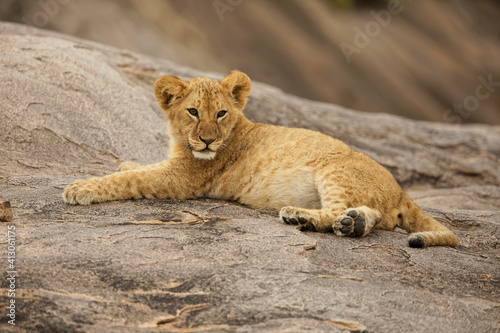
[280,206,316,231]
[333,210,366,237]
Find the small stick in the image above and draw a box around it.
[0,201,13,222]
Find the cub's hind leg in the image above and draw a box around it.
[280,175,383,237]
[280,205,382,239]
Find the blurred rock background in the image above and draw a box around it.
[1,0,499,124]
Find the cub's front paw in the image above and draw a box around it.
[63,179,103,205]
[280,206,316,231]
[333,210,366,237]
[117,161,141,172]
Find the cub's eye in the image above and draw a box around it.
[187,108,198,117]
[217,110,227,118]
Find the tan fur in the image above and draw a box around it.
[63,71,458,248]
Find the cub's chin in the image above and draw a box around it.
[192,150,217,160]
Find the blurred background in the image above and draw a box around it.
[1,0,499,124]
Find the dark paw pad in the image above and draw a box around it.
[409,235,425,248]
[347,210,358,218]
[283,216,298,225]
[338,211,365,237]
[282,215,315,231]
[299,218,315,231]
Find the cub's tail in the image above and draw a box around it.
[399,193,458,248]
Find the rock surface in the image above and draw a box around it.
[0,23,499,332]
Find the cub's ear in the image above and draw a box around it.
[154,75,187,110]
[220,70,251,110]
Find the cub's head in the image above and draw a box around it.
[154,70,251,160]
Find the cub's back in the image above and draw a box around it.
[248,123,351,158]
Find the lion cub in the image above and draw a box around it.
[63,71,458,248]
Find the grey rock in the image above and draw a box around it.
[0,23,499,332]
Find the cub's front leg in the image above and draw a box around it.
[116,160,170,172]
[63,160,197,205]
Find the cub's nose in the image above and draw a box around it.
[199,136,215,146]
